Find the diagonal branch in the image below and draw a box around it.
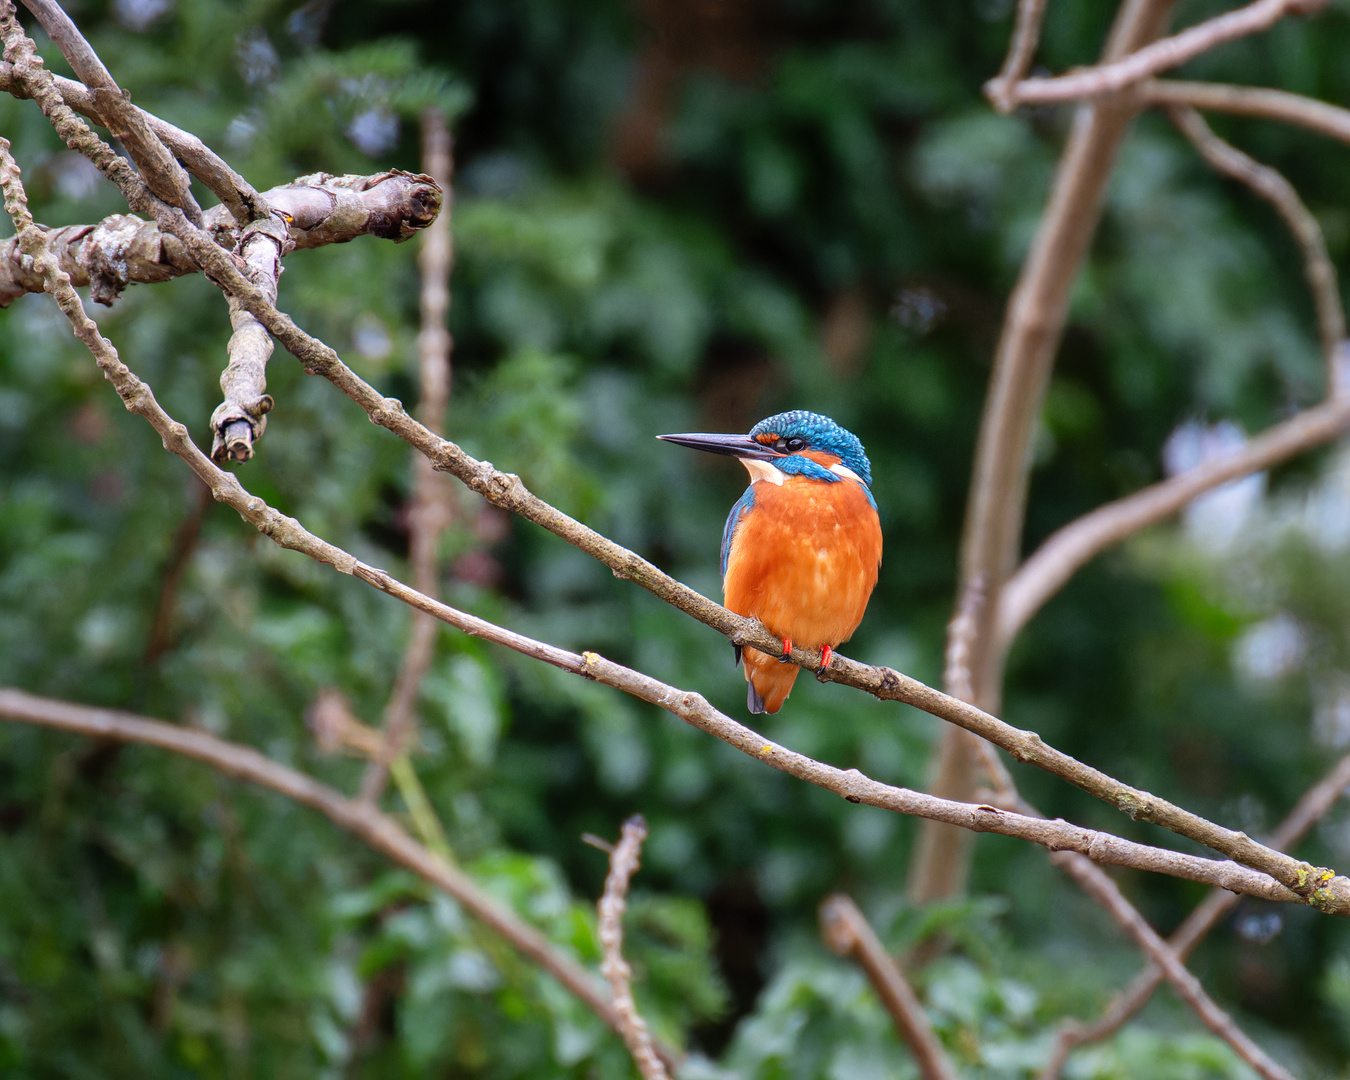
[0,687,631,1052]
[1005,0,1327,109]
[0,60,263,222]
[1049,851,1298,1080]
[21,0,202,225]
[1141,80,1350,145]
[1168,103,1346,367]
[7,5,1350,914]
[821,894,959,1080]
[982,766,1295,1074]
[1000,396,1350,644]
[1042,750,1350,1077]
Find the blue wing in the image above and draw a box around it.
[722,486,756,669]
[720,485,756,581]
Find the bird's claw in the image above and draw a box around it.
[777,638,793,663]
[816,645,833,675]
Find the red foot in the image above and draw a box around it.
[817,645,833,674]
[777,638,793,663]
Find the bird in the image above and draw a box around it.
[658,410,882,714]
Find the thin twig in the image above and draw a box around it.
[1142,80,1350,145]
[1049,853,1298,1080]
[598,816,668,1080]
[5,7,1349,914]
[1042,751,1350,1077]
[388,756,455,865]
[0,61,263,222]
[3,1,435,464]
[360,109,456,805]
[985,0,1051,114]
[1000,397,1350,644]
[21,0,203,225]
[0,172,440,309]
[0,687,644,1055]
[1168,103,1345,366]
[821,894,959,1080]
[913,0,1178,903]
[1006,0,1327,109]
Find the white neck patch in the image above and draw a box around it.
[740,458,785,486]
[740,458,866,487]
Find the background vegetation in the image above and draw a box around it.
[3,0,1350,1075]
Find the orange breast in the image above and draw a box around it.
[724,474,882,712]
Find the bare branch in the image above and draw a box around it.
[1007,0,1327,109]
[0,171,440,309]
[0,60,263,222]
[914,0,1178,902]
[598,816,669,1080]
[1043,751,1350,1077]
[1001,397,1350,644]
[1049,852,1298,1080]
[821,894,959,1080]
[1168,103,1345,366]
[985,0,1050,114]
[6,7,1348,914]
[360,109,456,805]
[0,687,629,1047]
[20,0,203,225]
[1142,80,1350,144]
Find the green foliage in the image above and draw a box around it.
[4,0,1350,1075]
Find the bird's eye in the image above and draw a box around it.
[782,437,807,453]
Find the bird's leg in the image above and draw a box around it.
[777,638,793,663]
[817,645,833,674]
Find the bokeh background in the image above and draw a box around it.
[4,0,1350,1075]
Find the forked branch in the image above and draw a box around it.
[1168,103,1345,366]
[1003,0,1326,109]
[1042,751,1350,1077]
[3,11,1345,908]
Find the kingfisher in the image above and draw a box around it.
[659,410,882,714]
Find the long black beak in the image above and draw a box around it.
[656,431,781,460]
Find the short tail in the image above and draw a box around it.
[743,648,800,714]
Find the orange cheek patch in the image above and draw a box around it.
[801,450,842,467]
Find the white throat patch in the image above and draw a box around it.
[740,458,866,486]
[740,458,785,486]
